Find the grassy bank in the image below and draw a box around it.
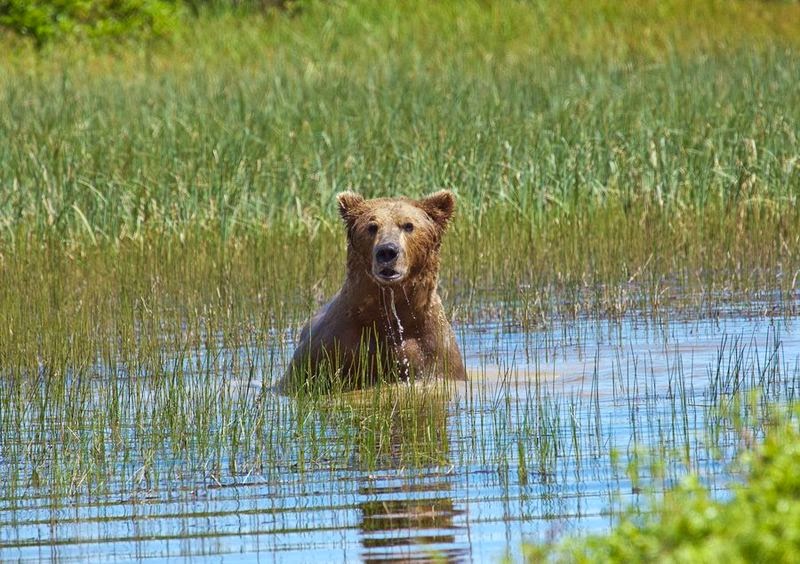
[2,1,799,243]
[1,2,799,343]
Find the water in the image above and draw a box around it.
[2,310,800,562]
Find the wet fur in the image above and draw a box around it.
[279,191,466,393]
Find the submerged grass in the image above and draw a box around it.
[1,304,794,519]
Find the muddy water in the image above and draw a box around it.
[2,312,800,562]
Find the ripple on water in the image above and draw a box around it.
[1,313,799,561]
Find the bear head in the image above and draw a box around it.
[336,190,456,287]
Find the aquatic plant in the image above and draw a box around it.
[525,401,800,562]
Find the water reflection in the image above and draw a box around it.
[341,383,469,561]
[2,315,799,562]
[359,483,467,563]
[338,382,455,469]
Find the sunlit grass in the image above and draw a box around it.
[1,1,799,245]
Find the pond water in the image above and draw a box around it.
[2,308,799,562]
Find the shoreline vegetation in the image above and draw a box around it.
[525,402,800,562]
[2,2,799,323]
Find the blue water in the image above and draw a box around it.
[2,311,799,562]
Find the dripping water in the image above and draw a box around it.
[402,286,417,323]
[387,287,410,380]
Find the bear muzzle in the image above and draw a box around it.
[372,242,407,284]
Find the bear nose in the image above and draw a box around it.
[375,243,399,264]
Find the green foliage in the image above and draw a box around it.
[0,1,798,305]
[530,406,800,563]
[1,1,800,238]
[0,0,180,44]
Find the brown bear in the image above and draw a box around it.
[279,190,466,393]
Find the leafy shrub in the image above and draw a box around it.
[528,406,800,562]
[0,0,180,44]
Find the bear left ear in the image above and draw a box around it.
[337,191,365,228]
[419,190,456,230]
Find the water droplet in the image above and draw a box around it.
[388,288,410,380]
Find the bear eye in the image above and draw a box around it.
[402,222,414,233]
[367,223,378,235]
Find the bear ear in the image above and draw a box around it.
[337,191,365,227]
[419,190,456,230]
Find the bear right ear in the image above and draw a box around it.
[337,191,365,228]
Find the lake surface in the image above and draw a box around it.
[2,308,799,562]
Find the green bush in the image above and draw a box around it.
[528,406,800,562]
[0,0,180,44]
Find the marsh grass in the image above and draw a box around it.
[1,2,799,244]
[2,3,799,337]
[1,308,793,504]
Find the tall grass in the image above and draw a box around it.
[2,3,799,328]
[1,1,799,241]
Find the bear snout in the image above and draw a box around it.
[375,242,400,265]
